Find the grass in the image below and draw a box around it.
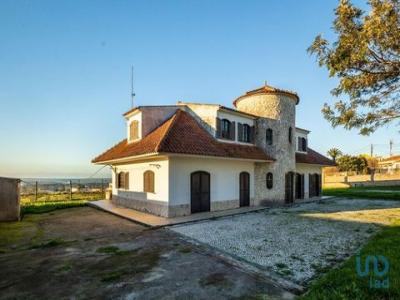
[323,185,400,200]
[21,200,88,214]
[29,238,70,249]
[21,192,104,204]
[300,219,400,300]
[19,192,104,215]
[96,246,131,256]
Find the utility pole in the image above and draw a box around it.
[390,139,393,157]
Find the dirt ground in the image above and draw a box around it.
[0,207,292,300]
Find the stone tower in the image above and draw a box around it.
[233,84,299,204]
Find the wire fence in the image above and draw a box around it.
[20,178,111,204]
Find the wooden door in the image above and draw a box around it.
[191,171,210,213]
[239,172,250,207]
[285,172,294,204]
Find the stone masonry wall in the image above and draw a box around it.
[236,94,296,204]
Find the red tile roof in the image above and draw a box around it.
[233,84,300,107]
[296,148,335,166]
[379,155,400,163]
[92,109,273,163]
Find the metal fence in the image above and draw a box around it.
[20,178,111,204]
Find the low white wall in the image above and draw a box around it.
[169,156,255,206]
[295,163,322,199]
[112,158,169,202]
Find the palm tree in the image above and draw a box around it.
[327,148,342,163]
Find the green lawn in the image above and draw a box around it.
[20,192,104,214]
[300,218,400,300]
[323,186,400,200]
[21,200,89,214]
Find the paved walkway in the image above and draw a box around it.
[88,200,267,227]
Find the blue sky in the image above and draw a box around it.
[0,0,398,178]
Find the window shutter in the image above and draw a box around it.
[119,172,125,189]
[216,118,221,138]
[150,172,155,193]
[115,172,119,189]
[230,121,236,140]
[250,126,255,143]
[125,172,129,190]
[304,138,308,151]
[238,123,243,142]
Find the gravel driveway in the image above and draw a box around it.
[171,198,400,285]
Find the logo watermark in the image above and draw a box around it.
[356,255,389,289]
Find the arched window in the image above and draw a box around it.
[117,172,125,189]
[266,173,273,189]
[143,170,155,193]
[266,128,273,145]
[130,120,139,141]
[288,127,292,144]
[221,119,231,139]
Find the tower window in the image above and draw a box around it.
[266,173,273,189]
[289,127,292,144]
[266,128,273,145]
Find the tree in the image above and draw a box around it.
[336,154,368,173]
[308,0,400,135]
[327,148,343,162]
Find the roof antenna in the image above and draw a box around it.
[131,66,136,108]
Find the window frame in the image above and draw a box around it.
[266,172,273,189]
[266,128,273,146]
[242,124,251,143]
[221,119,231,139]
[117,172,125,189]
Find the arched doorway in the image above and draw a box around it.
[239,172,250,207]
[191,171,210,213]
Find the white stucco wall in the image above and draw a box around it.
[169,156,255,206]
[112,158,169,202]
[295,163,322,198]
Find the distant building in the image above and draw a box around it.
[93,84,334,217]
[378,155,400,172]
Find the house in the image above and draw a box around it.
[92,84,334,217]
[378,155,400,173]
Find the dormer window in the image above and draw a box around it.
[298,137,307,152]
[130,120,139,141]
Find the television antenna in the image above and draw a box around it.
[130,66,136,108]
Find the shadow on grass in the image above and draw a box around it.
[300,221,400,300]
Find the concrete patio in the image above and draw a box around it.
[88,199,267,227]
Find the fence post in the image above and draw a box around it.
[35,181,38,202]
[69,180,72,201]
